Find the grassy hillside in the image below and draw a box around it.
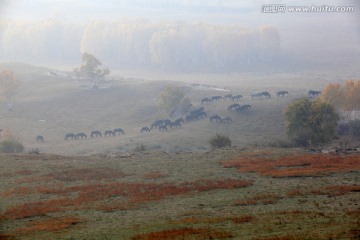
[0,63,319,155]
[0,63,359,239]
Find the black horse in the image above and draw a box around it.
[114,128,125,135]
[91,130,102,138]
[76,132,87,139]
[104,130,115,136]
[308,90,321,97]
[251,92,271,99]
[170,121,181,128]
[201,98,211,104]
[174,117,185,124]
[210,115,222,123]
[236,104,251,112]
[140,127,150,133]
[36,135,44,143]
[65,133,76,140]
[190,107,204,115]
[211,96,222,103]
[277,91,288,98]
[224,94,234,101]
[159,124,168,131]
[233,95,243,101]
[228,103,241,111]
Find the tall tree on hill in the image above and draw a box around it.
[73,52,110,88]
[285,98,339,147]
[0,70,21,111]
[158,85,190,112]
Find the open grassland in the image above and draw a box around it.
[0,62,344,156]
[0,148,359,239]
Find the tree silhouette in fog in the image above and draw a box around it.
[73,52,110,88]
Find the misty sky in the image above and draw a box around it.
[0,0,359,72]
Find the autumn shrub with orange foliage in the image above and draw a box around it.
[131,227,232,240]
[221,153,360,177]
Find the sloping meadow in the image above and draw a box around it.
[0,148,359,239]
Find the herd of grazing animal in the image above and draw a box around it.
[34,89,321,143]
[63,128,125,141]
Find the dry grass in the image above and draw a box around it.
[142,172,168,180]
[47,167,126,181]
[131,227,233,240]
[16,217,84,234]
[234,194,282,206]
[2,179,252,219]
[311,185,360,197]
[221,153,360,177]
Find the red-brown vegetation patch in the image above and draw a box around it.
[15,216,84,234]
[3,198,75,219]
[253,236,296,240]
[16,175,54,184]
[131,227,232,240]
[47,167,126,181]
[177,215,255,225]
[286,188,304,198]
[221,153,360,177]
[311,185,360,197]
[3,179,252,218]
[234,194,282,206]
[142,171,168,180]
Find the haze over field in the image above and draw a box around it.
[0,0,359,72]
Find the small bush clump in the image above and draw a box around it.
[0,139,24,153]
[133,143,147,152]
[209,134,231,149]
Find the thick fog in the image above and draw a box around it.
[0,0,359,72]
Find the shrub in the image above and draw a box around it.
[133,143,147,152]
[337,120,360,139]
[209,134,231,148]
[285,98,339,147]
[0,139,24,153]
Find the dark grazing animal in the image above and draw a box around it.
[211,96,222,102]
[140,127,150,133]
[277,91,288,98]
[201,98,211,104]
[233,95,243,101]
[104,130,115,136]
[65,133,76,140]
[36,135,44,143]
[236,104,251,112]
[174,118,185,124]
[91,130,102,138]
[210,115,222,123]
[308,90,321,97]
[159,124,168,131]
[251,91,271,99]
[224,94,234,101]
[190,107,204,115]
[228,103,241,111]
[114,128,125,135]
[76,132,87,139]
